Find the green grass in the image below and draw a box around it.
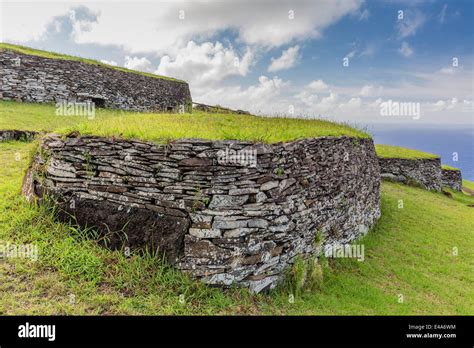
[1,141,473,315]
[441,164,460,171]
[0,42,185,83]
[0,100,369,143]
[462,180,474,197]
[444,187,474,206]
[375,144,439,159]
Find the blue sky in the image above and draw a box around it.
[1,0,473,125]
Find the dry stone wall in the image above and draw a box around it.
[23,134,381,293]
[441,168,462,191]
[378,157,442,191]
[0,50,192,112]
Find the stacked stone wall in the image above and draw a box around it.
[1,50,192,112]
[442,168,462,191]
[0,130,37,142]
[378,157,442,191]
[23,134,381,292]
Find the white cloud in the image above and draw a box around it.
[1,1,471,126]
[268,45,300,72]
[319,92,339,110]
[433,100,446,110]
[359,85,374,97]
[0,2,72,42]
[398,42,413,57]
[339,97,362,113]
[382,68,473,101]
[307,79,328,91]
[193,66,474,124]
[396,10,426,39]
[360,43,376,57]
[268,64,474,124]
[354,84,383,97]
[296,90,319,107]
[156,41,253,87]
[124,56,153,73]
[438,4,448,24]
[2,1,363,54]
[438,66,457,75]
[429,98,466,111]
[195,75,289,112]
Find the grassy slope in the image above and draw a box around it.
[376,144,439,159]
[442,164,460,171]
[0,100,368,142]
[463,180,474,191]
[1,141,473,315]
[0,42,184,83]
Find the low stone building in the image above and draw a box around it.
[23,134,381,293]
[441,167,462,191]
[378,157,442,191]
[0,48,192,112]
[0,130,37,142]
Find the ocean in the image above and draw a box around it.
[367,124,474,181]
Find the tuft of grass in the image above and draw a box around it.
[0,100,369,143]
[280,256,324,296]
[0,42,185,83]
[375,144,439,159]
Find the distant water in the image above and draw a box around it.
[367,124,474,181]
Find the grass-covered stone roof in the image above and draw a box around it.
[0,101,369,143]
[375,144,439,160]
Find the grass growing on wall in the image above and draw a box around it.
[375,144,439,159]
[1,141,473,315]
[0,100,369,143]
[0,42,185,83]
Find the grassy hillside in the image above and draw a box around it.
[1,141,473,315]
[0,42,184,83]
[375,144,439,159]
[463,180,474,191]
[0,100,369,142]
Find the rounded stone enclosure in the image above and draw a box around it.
[23,134,381,293]
[0,49,191,112]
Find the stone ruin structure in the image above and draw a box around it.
[378,157,443,191]
[378,156,464,192]
[441,167,463,191]
[0,48,192,112]
[2,45,465,293]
